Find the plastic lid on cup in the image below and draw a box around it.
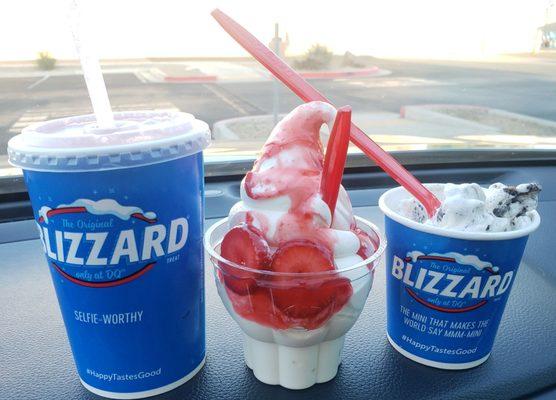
[7,110,211,172]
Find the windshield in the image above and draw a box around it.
[1,0,555,181]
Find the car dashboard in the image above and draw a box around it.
[1,161,555,400]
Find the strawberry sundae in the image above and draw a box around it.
[205,102,385,389]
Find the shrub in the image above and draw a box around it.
[36,52,57,71]
[342,51,364,68]
[294,44,333,70]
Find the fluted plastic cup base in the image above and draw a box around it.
[243,334,345,390]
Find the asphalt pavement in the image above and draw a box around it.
[1,57,555,157]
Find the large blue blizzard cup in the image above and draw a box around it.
[379,184,540,370]
[8,111,210,398]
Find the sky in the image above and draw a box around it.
[0,0,552,61]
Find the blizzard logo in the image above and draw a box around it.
[391,251,514,312]
[38,217,188,266]
[35,198,189,288]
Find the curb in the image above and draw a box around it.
[163,75,218,83]
[488,108,556,129]
[162,66,384,83]
[299,67,381,80]
[400,105,500,132]
[213,114,287,140]
[212,119,239,140]
[400,104,556,133]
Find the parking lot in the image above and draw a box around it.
[1,55,555,160]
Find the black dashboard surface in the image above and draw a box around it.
[1,165,556,400]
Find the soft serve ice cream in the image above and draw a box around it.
[213,101,381,389]
[228,101,368,269]
[400,182,541,232]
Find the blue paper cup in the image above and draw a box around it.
[379,184,540,370]
[8,111,210,398]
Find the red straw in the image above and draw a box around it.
[211,9,441,217]
[321,106,352,217]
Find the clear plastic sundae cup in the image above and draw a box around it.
[205,216,385,390]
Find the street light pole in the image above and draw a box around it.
[272,23,280,125]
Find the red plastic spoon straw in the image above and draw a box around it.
[211,9,441,217]
[321,106,352,217]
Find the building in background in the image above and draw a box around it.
[539,0,556,49]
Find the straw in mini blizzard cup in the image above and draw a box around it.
[8,111,210,398]
[210,8,441,217]
[378,184,541,370]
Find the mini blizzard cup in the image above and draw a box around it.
[8,111,210,398]
[378,184,540,370]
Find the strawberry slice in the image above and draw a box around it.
[273,279,353,330]
[220,224,271,294]
[271,240,335,274]
[270,240,353,329]
[226,286,289,330]
[353,227,377,259]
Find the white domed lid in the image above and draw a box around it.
[8,110,210,172]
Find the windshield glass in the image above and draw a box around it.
[1,0,555,181]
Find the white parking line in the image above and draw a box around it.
[18,115,50,122]
[346,77,449,88]
[202,84,249,115]
[134,68,166,83]
[134,71,148,83]
[8,112,49,133]
[8,101,181,134]
[26,75,50,90]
